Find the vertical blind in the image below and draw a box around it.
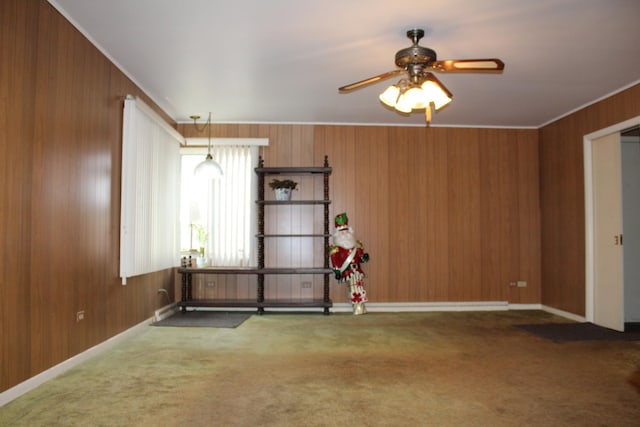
[209,145,257,266]
[120,96,183,284]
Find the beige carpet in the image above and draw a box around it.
[1,310,639,426]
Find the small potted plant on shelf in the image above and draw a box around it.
[269,179,298,201]
[193,224,209,267]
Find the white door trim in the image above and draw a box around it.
[584,115,640,323]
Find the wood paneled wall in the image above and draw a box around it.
[4,0,635,397]
[1,0,176,393]
[1,0,39,394]
[180,124,542,305]
[539,83,640,315]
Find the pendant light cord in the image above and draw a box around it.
[206,112,212,158]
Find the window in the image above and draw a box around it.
[180,141,265,267]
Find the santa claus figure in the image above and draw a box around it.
[329,213,370,315]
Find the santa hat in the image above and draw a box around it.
[335,212,349,230]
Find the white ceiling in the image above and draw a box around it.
[49,0,640,128]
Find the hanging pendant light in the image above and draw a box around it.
[191,112,223,179]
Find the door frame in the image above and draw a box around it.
[584,115,640,323]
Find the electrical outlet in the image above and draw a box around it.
[517,281,527,288]
[301,281,312,288]
[206,281,216,288]
[76,311,85,322]
[509,282,517,287]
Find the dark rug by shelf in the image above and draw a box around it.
[514,322,640,343]
[153,311,252,328]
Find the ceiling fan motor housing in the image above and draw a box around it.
[395,45,437,66]
[395,29,437,78]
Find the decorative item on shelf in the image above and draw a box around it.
[190,112,223,179]
[269,179,298,201]
[180,250,198,272]
[193,224,209,267]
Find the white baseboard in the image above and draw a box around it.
[334,302,582,323]
[154,302,178,321]
[348,301,510,312]
[508,303,543,310]
[225,301,511,313]
[541,304,587,322]
[0,317,151,407]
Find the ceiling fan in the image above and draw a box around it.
[339,29,505,124]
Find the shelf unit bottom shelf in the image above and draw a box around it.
[178,299,333,313]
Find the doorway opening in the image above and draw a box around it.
[621,125,640,328]
[584,116,640,331]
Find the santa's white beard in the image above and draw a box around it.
[332,229,356,249]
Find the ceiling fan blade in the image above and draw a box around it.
[432,59,505,72]
[339,69,404,92]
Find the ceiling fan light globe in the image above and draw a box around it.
[421,80,452,111]
[394,92,413,113]
[404,87,429,109]
[379,85,400,107]
[432,95,452,111]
